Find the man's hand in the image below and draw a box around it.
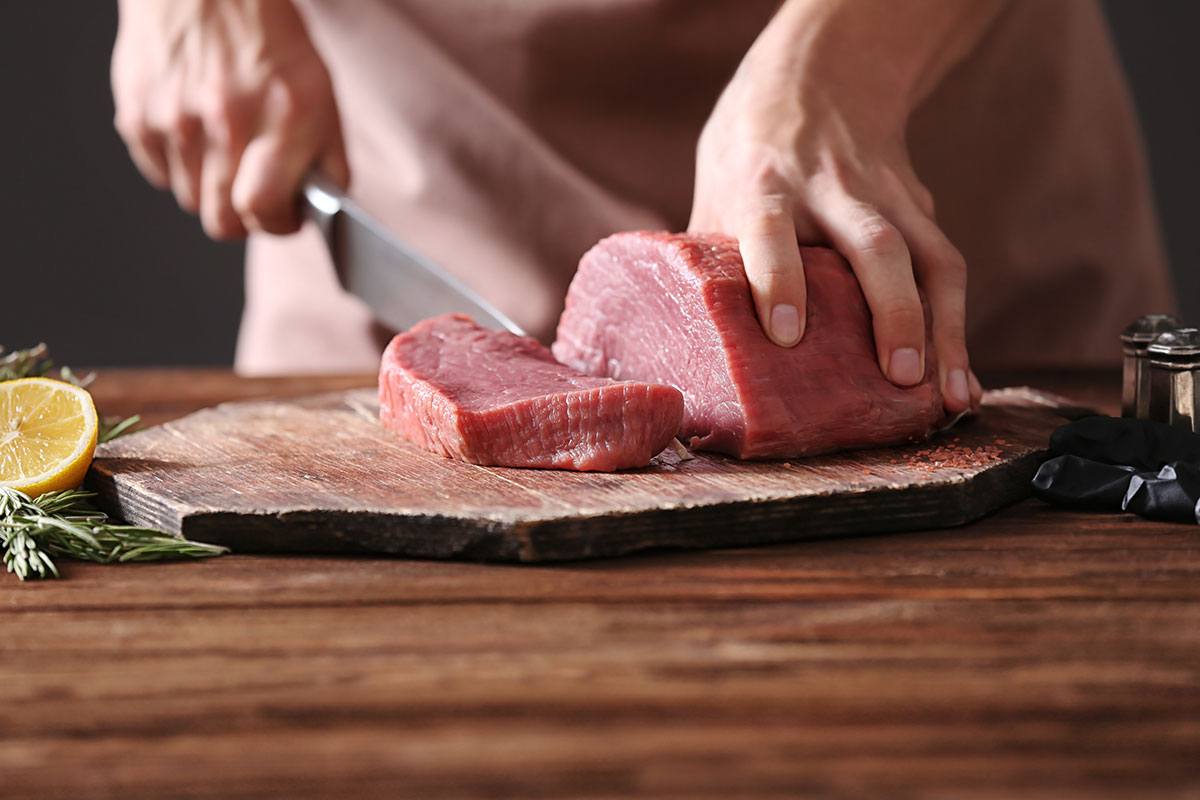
[691,0,1005,413]
[111,0,349,240]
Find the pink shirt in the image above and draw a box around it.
[237,0,1175,374]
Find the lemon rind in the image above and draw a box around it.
[0,377,99,494]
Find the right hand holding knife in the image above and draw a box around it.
[110,0,349,240]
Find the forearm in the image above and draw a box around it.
[745,0,1009,131]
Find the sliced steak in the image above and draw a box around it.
[379,314,684,471]
[552,232,944,459]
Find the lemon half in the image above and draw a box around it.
[0,378,99,497]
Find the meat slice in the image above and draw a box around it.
[379,314,684,471]
[552,232,944,459]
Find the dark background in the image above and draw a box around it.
[1,2,1195,367]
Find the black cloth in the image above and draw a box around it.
[1049,415,1200,471]
[1123,462,1200,524]
[1033,416,1200,524]
[1031,455,1139,510]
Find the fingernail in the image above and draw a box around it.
[946,369,970,408]
[888,347,922,386]
[770,304,802,345]
[968,370,983,399]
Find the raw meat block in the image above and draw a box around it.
[552,232,944,459]
[379,314,684,471]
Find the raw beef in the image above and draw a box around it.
[379,314,684,471]
[552,232,944,459]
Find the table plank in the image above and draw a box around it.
[2,368,1196,800]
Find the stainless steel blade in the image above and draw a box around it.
[302,176,525,336]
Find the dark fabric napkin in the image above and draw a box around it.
[1032,416,1200,524]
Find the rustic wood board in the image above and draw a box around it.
[21,370,1197,800]
[87,387,1079,561]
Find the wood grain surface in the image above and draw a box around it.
[3,369,1198,800]
[87,384,1076,561]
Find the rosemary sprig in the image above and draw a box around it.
[0,342,94,387]
[1,487,227,581]
[1,343,140,441]
[99,414,142,444]
[0,345,217,580]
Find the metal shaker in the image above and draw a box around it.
[1121,314,1182,418]
[1146,327,1200,433]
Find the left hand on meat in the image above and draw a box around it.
[690,0,1006,415]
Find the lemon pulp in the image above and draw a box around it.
[0,377,99,497]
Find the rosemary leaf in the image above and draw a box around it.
[1,345,222,580]
[99,414,142,443]
[0,487,228,581]
[0,343,95,387]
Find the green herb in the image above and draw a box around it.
[1,343,140,441]
[0,342,93,386]
[99,414,142,444]
[1,487,227,581]
[1,344,219,580]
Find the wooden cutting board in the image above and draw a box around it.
[87,387,1080,562]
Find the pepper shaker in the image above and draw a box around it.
[1146,327,1200,433]
[1121,314,1182,418]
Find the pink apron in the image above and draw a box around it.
[237,0,1175,374]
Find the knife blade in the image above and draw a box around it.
[302,175,525,336]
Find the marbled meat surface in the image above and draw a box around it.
[552,232,944,458]
[379,314,684,470]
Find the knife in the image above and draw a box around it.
[301,174,525,336]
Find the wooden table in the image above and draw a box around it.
[3,370,1197,800]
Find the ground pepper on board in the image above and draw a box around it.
[896,435,1012,475]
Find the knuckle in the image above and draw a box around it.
[930,308,967,358]
[114,108,157,148]
[933,312,967,344]
[204,214,242,241]
[199,91,249,142]
[233,185,293,230]
[744,154,793,195]
[112,109,138,140]
[942,246,967,275]
[803,168,841,202]
[926,244,967,289]
[168,109,201,144]
[749,261,797,282]
[942,251,968,287]
[741,199,793,238]
[935,342,970,372]
[200,213,225,239]
[272,70,327,115]
[254,211,300,234]
[853,219,906,258]
[938,339,969,366]
[874,301,925,330]
[174,191,199,214]
[231,187,271,219]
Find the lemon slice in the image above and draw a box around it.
[0,377,99,497]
